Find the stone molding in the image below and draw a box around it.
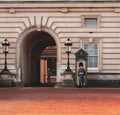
[0,1,120,9]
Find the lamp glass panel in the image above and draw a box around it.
[2,45,9,53]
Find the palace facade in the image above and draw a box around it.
[0,0,120,87]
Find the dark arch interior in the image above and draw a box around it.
[21,30,56,86]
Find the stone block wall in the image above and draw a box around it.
[0,1,120,85]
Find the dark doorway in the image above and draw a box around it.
[21,30,56,87]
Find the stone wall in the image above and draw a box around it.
[0,1,120,84]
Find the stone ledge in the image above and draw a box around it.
[0,79,15,87]
[87,80,120,87]
[55,80,74,87]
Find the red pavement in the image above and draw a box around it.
[0,87,120,115]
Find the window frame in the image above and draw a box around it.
[83,43,99,71]
[82,15,100,28]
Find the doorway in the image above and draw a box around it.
[40,46,57,86]
[20,30,57,86]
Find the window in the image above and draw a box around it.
[84,18,98,27]
[84,44,98,69]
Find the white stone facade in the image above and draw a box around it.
[0,0,120,85]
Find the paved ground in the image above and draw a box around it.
[0,87,120,115]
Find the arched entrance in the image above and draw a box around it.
[17,28,60,87]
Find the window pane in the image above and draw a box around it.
[89,44,93,50]
[89,56,94,62]
[89,61,94,68]
[94,49,98,55]
[84,44,88,50]
[94,56,98,62]
[88,49,93,55]
[84,18,97,27]
[94,44,98,49]
[94,61,98,67]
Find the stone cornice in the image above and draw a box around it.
[0,0,120,9]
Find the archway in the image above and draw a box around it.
[17,28,60,86]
